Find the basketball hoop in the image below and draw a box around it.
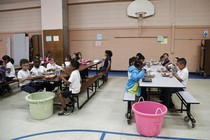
[135,12,146,19]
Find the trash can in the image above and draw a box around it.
[25,92,55,120]
[132,101,167,137]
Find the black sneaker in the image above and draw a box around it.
[169,102,175,109]
[0,91,7,96]
[8,88,13,93]
[159,95,164,101]
[104,77,108,81]
[70,97,77,103]
[58,109,71,116]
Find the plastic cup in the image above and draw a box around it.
[55,69,60,75]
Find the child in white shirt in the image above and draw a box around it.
[46,58,62,71]
[2,55,16,93]
[56,60,81,116]
[30,59,47,75]
[173,58,189,86]
[166,57,179,73]
[18,59,44,93]
[162,58,189,109]
[31,58,57,91]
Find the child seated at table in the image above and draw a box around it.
[0,60,7,95]
[46,58,62,71]
[44,51,52,66]
[162,58,189,108]
[18,59,44,93]
[172,58,188,87]
[128,56,136,79]
[159,55,164,65]
[30,58,47,75]
[2,55,16,93]
[30,58,57,91]
[73,52,82,62]
[35,53,44,65]
[126,60,145,98]
[73,52,88,82]
[136,53,145,63]
[64,54,72,67]
[56,60,81,116]
[162,53,170,66]
[166,57,179,72]
[0,60,6,82]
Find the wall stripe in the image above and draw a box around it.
[0,6,40,12]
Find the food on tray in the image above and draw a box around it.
[151,60,159,65]
[29,75,44,80]
[161,67,168,72]
[43,71,55,75]
[45,74,56,79]
[145,71,155,78]
[157,68,161,72]
[162,72,170,77]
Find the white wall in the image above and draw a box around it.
[41,0,63,30]
[0,9,41,33]
[68,0,210,29]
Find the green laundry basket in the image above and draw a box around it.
[25,92,55,120]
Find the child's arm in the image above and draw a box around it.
[174,64,179,71]
[57,75,70,86]
[18,74,30,83]
[106,60,111,71]
[172,72,183,82]
[137,71,145,80]
[55,64,62,70]
[130,70,145,81]
[19,77,29,83]
[5,63,12,74]
[6,68,11,74]
[165,62,172,68]
[173,71,188,83]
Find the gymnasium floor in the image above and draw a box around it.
[0,75,209,140]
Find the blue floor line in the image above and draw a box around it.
[12,129,201,140]
[100,132,106,140]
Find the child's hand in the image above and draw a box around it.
[64,83,68,87]
[57,74,62,79]
[30,72,35,75]
[172,72,176,76]
[47,69,54,72]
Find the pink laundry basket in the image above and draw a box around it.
[132,101,167,137]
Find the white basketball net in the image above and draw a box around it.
[135,12,146,36]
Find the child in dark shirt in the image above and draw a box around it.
[0,60,7,95]
[162,53,170,66]
[99,50,113,81]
